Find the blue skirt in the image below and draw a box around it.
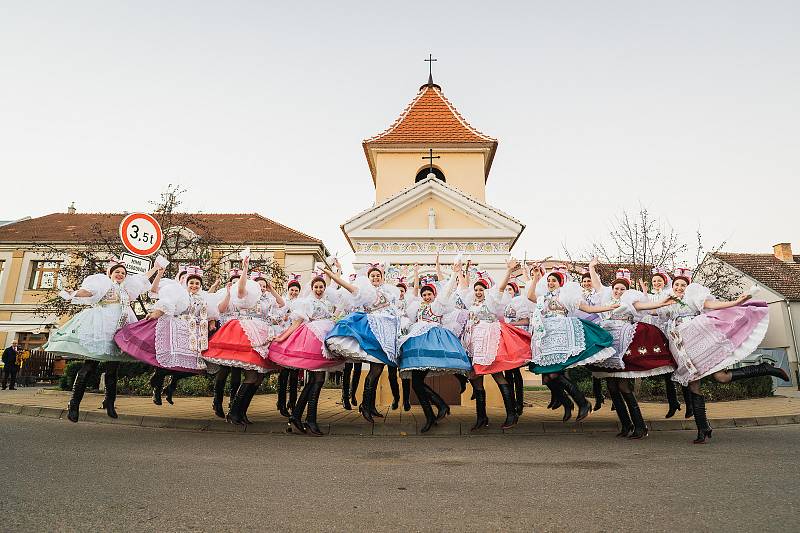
[325,312,395,366]
[400,327,472,374]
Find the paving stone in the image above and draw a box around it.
[37,407,65,419]
[734,417,759,427]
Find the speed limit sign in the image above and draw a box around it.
[119,213,163,256]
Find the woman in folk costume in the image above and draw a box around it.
[587,267,678,438]
[399,263,472,432]
[574,267,607,412]
[389,276,412,411]
[269,270,344,435]
[526,265,618,423]
[461,260,532,431]
[656,268,787,443]
[275,274,302,418]
[325,262,402,423]
[638,268,686,419]
[206,268,244,418]
[340,272,363,411]
[115,265,220,406]
[203,257,283,425]
[44,257,156,422]
[501,279,531,417]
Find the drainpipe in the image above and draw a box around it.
[785,299,800,390]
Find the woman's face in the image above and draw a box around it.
[288,285,300,299]
[187,278,202,294]
[580,278,593,290]
[398,286,406,298]
[110,266,127,283]
[652,275,665,291]
[179,273,187,285]
[672,279,688,297]
[369,270,383,287]
[421,289,434,303]
[312,280,326,297]
[505,285,516,297]
[547,275,560,291]
[612,282,627,299]
[257,279,267,293]
[474,285,485,300]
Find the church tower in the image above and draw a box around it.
[341,69,524,277]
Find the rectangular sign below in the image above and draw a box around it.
[120,253,153,276]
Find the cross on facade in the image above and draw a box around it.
[424,53,437,85]
[422,148,440,175]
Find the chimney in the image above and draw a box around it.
[773,242,794,263]
[67,202,76,215]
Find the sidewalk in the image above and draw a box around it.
[1,387,799,436]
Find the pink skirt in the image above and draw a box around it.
[671,301,769,386]
[269,322,343,372]
[114,319,202,373]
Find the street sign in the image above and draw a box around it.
[120,253,152,276]
[119,213,163,256]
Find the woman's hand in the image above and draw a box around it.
[736,292,753,304]
[146,309,164,320]
[507,258,519,272]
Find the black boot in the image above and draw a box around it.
[304,381,325,436]
[228,368,242,412]
[498,383,518,429]
[150,370,165,406]
[226,384,250,426]
[418,393,437,434]
[288,371,298,413]
[546,380,572,422]
[103,364,119,419]
[512,369,525,415]
[592,378,604,412]
[609,390,633,437]
[454,373,468,394]
[664,374,681,419]
[691,392,712,444]
[240,383,257,425]
[340,368,352,411]
[358,380,376,424]
[165,374,181,405]
[728,362,790,383]
[424,384,450,421]
[389,366,401,410]
[682,386,694,419]
[350,363,361,406]
[277,369,290,417]
[621,391,648,439]
[290,381,314,433]
[402,378,411,411]
[212,371,226,418]
[67,362,93,423]
[470,390,489,431]
[558,375,591,422]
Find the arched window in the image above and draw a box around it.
[415,166,446,183]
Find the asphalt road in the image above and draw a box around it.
[1,414,797,532]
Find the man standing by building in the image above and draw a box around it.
[2,342,19,390]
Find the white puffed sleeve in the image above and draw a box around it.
[202,291,221,321]
[559,282,584,314]
[230,279,261,309]
[382,283,401,303]
[123,274,152,299]
[404,295,422,320]
[508,295,532,320]
[684,283,713,312]
[456,284,474,308]
[597,286,612,305]
[535,276,548,299]
[620,289,648,317]
[153,279,191,316]
[342,275,378,308]
[69,274,113,305]
[431,273,458,315]
[289,297,314,322]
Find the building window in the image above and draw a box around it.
[29,261,62,290]
[16,332,49,352]
[415,167,446,183]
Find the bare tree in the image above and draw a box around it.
[694,231,745,300]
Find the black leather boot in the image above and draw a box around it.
[682,386,694,419]
[304,381,325,436]
[546,380,572,422]
[454,373,468,394]
[358,379,376,424]
[288,371,298,413]
[424,384,450,421]
[402,378,411,411]
[240,383,257,425]
[728,362,790,383]
[103,364,119,419]
[212,371,226,418]
[388,366,401,410]
[340,368,352,411]
[592,377,604,412]
[512,369,525,416]
[165,374,181,405]
[621,391,648,439]
[470,390,489,431]
[558,375,591,422]
[418,392,437,434]
[228,368,242,412]
[289,381,314,433]
[499,383,518,429]
[350,363,361,407]
[226,384,250,426]
[609,390,633,437]
[277,369,290,416]
[664,374,681,419]
[67,362,93,423]
[150,370,165,406]
[692,392,712,444]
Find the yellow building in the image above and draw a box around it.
[0,209,329,351]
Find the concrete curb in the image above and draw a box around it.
[2,402,799,436]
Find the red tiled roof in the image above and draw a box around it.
[362,84,498,183]
[0,213,324,246]
[714,252,800,300]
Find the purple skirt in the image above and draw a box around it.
[114,319,201,373]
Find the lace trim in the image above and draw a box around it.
[237,318,276,358]
[200,355,272,373]
[466,322,502,366]
[592,365,675,379]
[531,316,587,367]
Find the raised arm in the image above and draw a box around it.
[703,292,751,311]
[266,281,285,308]
[633,295,677,311]
[497,258,518,294]
[237,256,249,300]
[218,283,232,314]
[435,253,443,283]
[413,264,420,297]
[324,268,357,294]
[209,277,221,294]
[578,301,620,314]
[149,267,165,294]
[588,257,603,291]
[526,264,542,302]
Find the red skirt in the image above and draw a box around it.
[202,320,277,372]
[473,323,532,375]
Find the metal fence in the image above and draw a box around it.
[18,349,62,382]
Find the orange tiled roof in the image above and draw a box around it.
[714,252,800,300]
[0,213,325,246]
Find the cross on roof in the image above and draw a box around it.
[422,148,440,174]
[424,53,437,86]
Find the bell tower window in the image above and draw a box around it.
[415,167,446,183]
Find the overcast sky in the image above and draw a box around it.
[1,1,798,267]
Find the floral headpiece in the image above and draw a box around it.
[185,266,204,282]
[506,281,520,296]
[651,267,672,286]
[613,268,632,289]
[474,270,493,289]
[673,267,693,284]
[287,273,302,290]
[250,271,268,282]
[546,266,569,287]
[228,268,243,279]
[106,256,127,276]
[366,262,385,276]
